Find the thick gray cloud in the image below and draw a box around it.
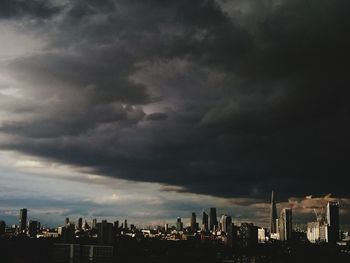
[0,0,349,201]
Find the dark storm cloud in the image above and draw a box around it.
[1,0,350,200]
[0,0,61,19]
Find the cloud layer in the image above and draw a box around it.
[0,0,349,202]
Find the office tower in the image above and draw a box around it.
[270,191,278,234]
[65,217,70,226]
[19,208,27,234]
[58,223,76,243]
[0,221,5,236]
[279,208,292,241]
[202,211,209,231]
[97,220,114,245]
[221,215,232,233]
[239,223,258,247]
[124,219,128,230]
[78,218,83,230]
[92,219,97,229]
[176,217,183,231]
[327,201,340,242]
[190,212,197,232]
[209,208,218,231]
[28,220,38,238]
[165,223,169,232]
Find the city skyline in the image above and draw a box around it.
[1,0,350,233]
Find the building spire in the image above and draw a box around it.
[270,190,277,234]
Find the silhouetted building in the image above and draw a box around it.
[0,220,5,236]
[209,208,218,231]
[65,217,69,226]
[97,220,114,245]
[327,201,340,242]
[28,220,38,238]
[239,223,258,247]
[270,191,278,234]
[220,215,232,233]
[77,217,83,230]
[279,208,292,241]
[19,208,27,234]
[176,217,183,231]
[124,219,128,230]
[92,218,97,229]
[58,223,76,243]
[202,211,209,231]
[190,212,197,232]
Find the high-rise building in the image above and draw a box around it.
[78,218,83,230]
[209,208,218,231]
[176,217,183,231]
[124,219,128,230]
[19,208,27,234]
[97,220,114,245]
[28,220,39,238]
[190,213,197,232]
[92,219,97,229]
[239,223,258,247]
[279,208,292,241]
[327,201,340,242]
[220,215,232,233]
[270,191,278,234]
[0,221,5,236]
[65,217,70,226]
[202,211,209,231]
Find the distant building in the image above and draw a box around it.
[0,221,5,236]
[258,228,267,243]
[97,220,114,245]
[92,218,97,229]
[202,211,209,231]
[19,208,27,234]
[220,215,232,234]
[239,223,258,247]
[58,223,76,243]
[270,191,278,234]
[307,222,320,243]
[28,220,39,238]
[77,218,83,230]
[319,224,329,243]
[124,219,128,230]
[65,217,69,226]
[176,217,183,231]
[327,201,340,242]
[279,208,292,241]
[209,208,218,231]
[190,213,197,232]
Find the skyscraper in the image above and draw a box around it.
[279,208,292,241]
[202,211,209,231]
[190,212,197,232]
[78,218,83,230]
[327,201,340,242]
[65,217,69,226]
[19,208,27,234]
[220,215,232,233]
[209,208,218,231]
[270,191,277,234]
[28,220,38,238]
[176,217,183,231]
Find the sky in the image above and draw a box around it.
[0,0,349,228]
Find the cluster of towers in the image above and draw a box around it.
[270,191,340,243]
